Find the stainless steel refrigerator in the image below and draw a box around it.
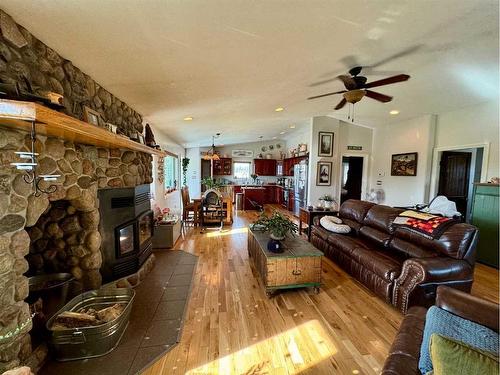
[293,161,308,216]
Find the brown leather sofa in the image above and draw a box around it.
[311,199,479,313]
[382,286,499,374]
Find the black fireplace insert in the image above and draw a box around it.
[99,184,154,282]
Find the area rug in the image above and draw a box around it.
[40,250,198,375]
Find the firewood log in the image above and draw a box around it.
[52,311,99,328]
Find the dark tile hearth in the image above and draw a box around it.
[39,250,197,375]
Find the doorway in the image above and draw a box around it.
[436,148,483,221]
[341,156,364,204]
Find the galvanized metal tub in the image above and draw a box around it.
[46,288,135,361]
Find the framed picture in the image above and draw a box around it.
[316,161,332,186]
[391,152,418,176]
[83,106,102,127]
[318,132,334,157]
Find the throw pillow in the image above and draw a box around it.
[320,216,350,234]
[419,306,499,374]
[430,334,499,375]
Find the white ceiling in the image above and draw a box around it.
[2,0,498,147]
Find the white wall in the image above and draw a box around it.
[369,115,436,207]
[369,100,499,208]
[307,116,341,205]
[282,124,311,157]
[150,129,185,215]
[434,100,499,180]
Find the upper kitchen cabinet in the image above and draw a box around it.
[254,159,277,176]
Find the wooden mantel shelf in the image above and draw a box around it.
[0,99,166,156]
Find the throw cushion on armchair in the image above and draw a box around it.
[429,334,499,375]
[419,306,499,373]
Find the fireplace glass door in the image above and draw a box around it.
[116,221,136,257]
[138,211,153,248]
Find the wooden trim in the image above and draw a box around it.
[0,99,166,156]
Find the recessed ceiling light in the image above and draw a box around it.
[183,116,193,121]
[275,107,284,112]
[289,124,296,129]
[280,131,286,135]
[272,136,277,139]
[389,110,399,115]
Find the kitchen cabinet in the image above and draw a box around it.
[213,158,232,175]
[471,183,499,268]
[254,159,277,176]
[283,154,308,176]
[275,186,283,205]
[288,190,295,212]
[276,160,284,177]
[243,187,266,210]
[265,185,276,204]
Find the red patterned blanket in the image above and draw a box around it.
[392,210,458,239]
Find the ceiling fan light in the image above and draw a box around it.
[343,89,366,104]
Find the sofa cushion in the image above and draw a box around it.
[339,199,375,224]
[359,226,391,248]
[393,223,477,260]
[326,233,369,255]
[350,248,403,281]
[311,225,330,241]
[364,205,404,233]
[389,237,438,259]
[342,218,363,234]
[419,306,499,374]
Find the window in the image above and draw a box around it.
[234,162,251,179]
[164,155,179,192]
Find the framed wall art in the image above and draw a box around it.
[391,152,418,176]
[318,131,334,157]
[83,106,103,127]
[316,161,332,186]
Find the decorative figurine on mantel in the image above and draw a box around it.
[145,123,160,149]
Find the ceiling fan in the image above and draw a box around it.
[307,66,410,119]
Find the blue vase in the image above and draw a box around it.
[267,239,283,253]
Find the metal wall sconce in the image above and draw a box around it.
[10,121,60,197]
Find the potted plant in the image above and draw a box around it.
[252,211,298,252]
[250,173,258,184]
[320,194,336,210]
[181,157,190,186]
[201,177,222,190]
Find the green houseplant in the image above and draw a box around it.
[181,157,190,186]
[253,211,298,241]
[201,177,222,190]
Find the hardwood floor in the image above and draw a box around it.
[142,205,499,375]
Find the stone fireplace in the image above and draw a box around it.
[0,127,153,371]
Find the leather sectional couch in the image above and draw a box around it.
[311,200,479,313]
[382,286,499,374]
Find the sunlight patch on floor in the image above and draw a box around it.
[206,227,248,238]
[186,319,336,374]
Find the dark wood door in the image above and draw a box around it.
[438,151,471,217]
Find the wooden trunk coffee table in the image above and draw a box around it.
[247,228,324,297]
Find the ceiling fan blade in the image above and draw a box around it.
[365,90,393,103]
[307,90,346,100]
[369,45,422,69]
[337,74,357,90]
[334,98,347,110]
[364,74,410,88]
[309,77,339,87]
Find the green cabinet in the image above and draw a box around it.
[471,183,499,268]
